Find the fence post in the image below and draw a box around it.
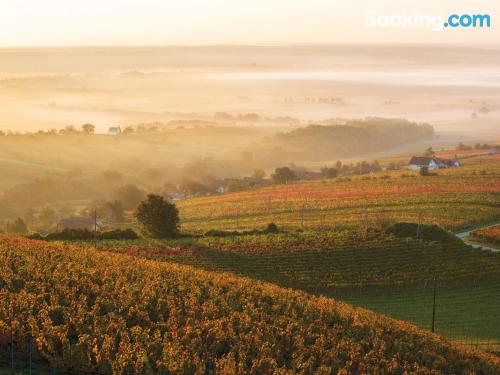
[301,203,305,228]
[417,211,423,241]
[236,207,240,230]
[10,330,14,375]
[28,335,32,375]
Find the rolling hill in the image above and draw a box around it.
[1,237,500,374]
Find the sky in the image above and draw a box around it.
[0,0,498,47]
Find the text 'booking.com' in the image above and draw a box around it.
[365,11,491,31]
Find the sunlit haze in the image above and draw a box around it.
[0,0,498,46]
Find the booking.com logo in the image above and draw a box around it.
[365,11,491,31]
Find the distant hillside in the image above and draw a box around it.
[269,118,434,161]
[1,237,499,374]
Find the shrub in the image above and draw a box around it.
[271,167,297,184]
[265,222,279,233]
[99,228,139,240]
[419,166,429,176]
[27,228,139,241]
[385,222,460,244]
[204,223,280,237]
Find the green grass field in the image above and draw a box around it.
[334,282,500,351]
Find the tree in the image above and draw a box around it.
[456,142,472,151]
[81,123,95,134]
[271,167,297,184]
[420,166,429,176]
[36,204,58,230]
[61,125,77,134]
[424,147,435,157]
[252,168,266,180]
[135,194,179,238]
[371,160,382,172]
[7,217,28,234]
[320,166,338,179]
[180,180,210,196]
[113,184,145,210]
[105,200,125,222]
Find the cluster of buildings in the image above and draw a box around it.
[408,156,460,171]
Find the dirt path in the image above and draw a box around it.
[455,222,500,252]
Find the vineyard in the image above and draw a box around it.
[95,231,500,350]
[98,232,500,289]
[176,155,500,233]
[1,237,500,374]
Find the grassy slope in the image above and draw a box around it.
[1,237,500,374]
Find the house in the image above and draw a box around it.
[408,156,459,171]
[440,159,460,168]
[168,193,184,201]
[108,126,121,135]
[57,217,102,231]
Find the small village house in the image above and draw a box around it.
[408,156,460,171]
[57,217,102,231]
[108,126,122,135]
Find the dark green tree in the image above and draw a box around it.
[271,167,297,184]
[134,194,179,238]
[419,166,429,176]
[320,166,338,179]
[81,123,95,134]
[105,200,125,222]
[8,217,28,234]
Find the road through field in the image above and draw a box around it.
[455,222,500,252]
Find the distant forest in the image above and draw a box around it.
[268,118,434,161]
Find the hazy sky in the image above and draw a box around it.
[0,0,498,46]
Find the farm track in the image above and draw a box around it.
[455,222,500,252]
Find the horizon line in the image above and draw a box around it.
[0,42,498,50]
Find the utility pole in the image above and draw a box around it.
[363,205,369,236]
[28,335,32,375]
[93,209,98,248]
[236,207,240,230]
[417,211,423,241]
[301,203,305,228]
[267,197,272,214]
[431,283,437,333]
[10,329,14,375]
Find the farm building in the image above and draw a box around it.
[57,217,102,231]
[108,126,122,135]
[408,156,460,171]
